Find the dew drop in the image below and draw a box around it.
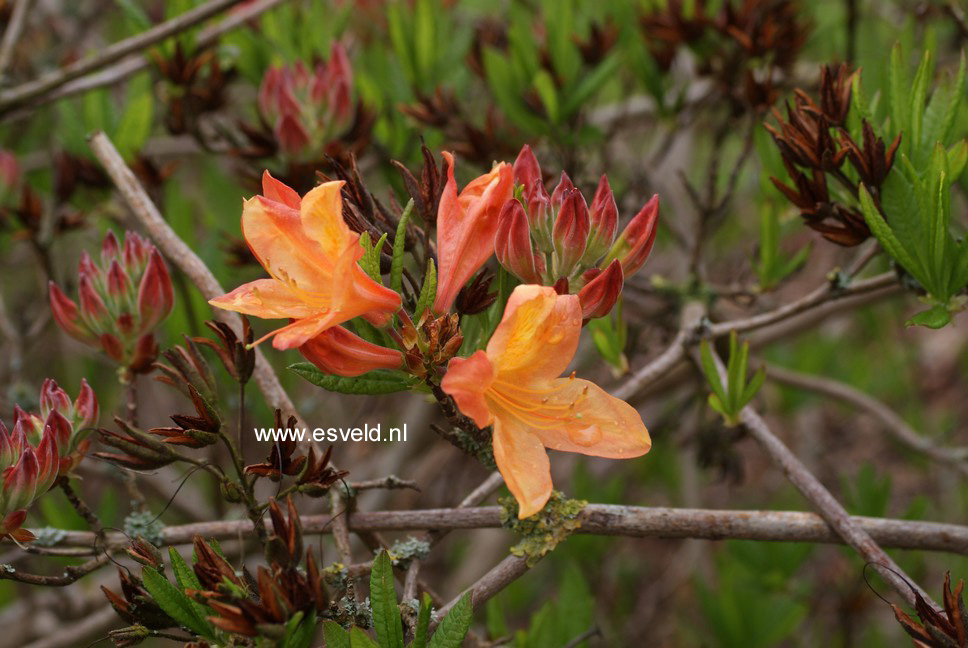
[568,424,602,447]
[547,328,565,344]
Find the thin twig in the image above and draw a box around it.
[699,348,935,609]
[87,131,309,431]
[350,476,421,492]
[765,362,968,477]
[0,0,290,121]
[0,554,110,586]
[0,0,246,114]
[435,554,531,619]
[58,477,101,531]
[0,0,32,79]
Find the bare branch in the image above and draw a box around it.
[436,554,531,619]
[0,0,247,115]
[765,362,968,477]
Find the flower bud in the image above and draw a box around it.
[582,175,619,264]
[495,200,542,283]
[604,194,659,276]
[552,188,589,277]
[299,326,404,377]
[577,260,624,321]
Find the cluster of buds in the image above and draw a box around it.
[399,311,464,378]
[258,42,354,161]
[246,413,348,496]
[495,145,659,320]
[49,231,175,374]
[0,379,97,541]
[766,63,900,246]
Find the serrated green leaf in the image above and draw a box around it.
[909,50,933,160]
[360,232,388,284]
[414,259,437,320]
[370,551,404,648]
[427,592,473,648]
[391,200,413,295]
[141,566,214,639]
[167,548,210,623]
[289,364,417,395]
[905,304,951,329]
[350,627,381,648]
[412,593,433,648]
[323,620,351,648]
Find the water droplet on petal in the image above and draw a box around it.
[547,328,564,344]
[568,424,602,447]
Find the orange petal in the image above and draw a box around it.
[242,196,333,289]
[261,171,301,210]
[299,326,403,376]
[209,279,318,319]
[300,180,352,261]
[432,153,513,313]
[515,376,651,458]
[269,315,341,350]
[492,416,552,519]
[440,351,495,428]
[486,285,582,383]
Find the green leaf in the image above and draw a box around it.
[350,627,381,648]
[282,611,317,648]
[858,185,928,285]
[323,620,351,648]
[289,364,418,394]
[905,304,951,329]
[411,593,433,648]
[909,50,933,160]
[427,592,473,648]
[699,339,728,406]
[740,367,766,407]
[370,551,404,648]
[360,232,388,284]
[561,53,620,118]
[888,43,910,138]
[167,548,209,623]
[726,332,746,412]
[414,259,437,320]
[141,566,215,639]
[533,70,560,125]
[114,74,154,160]
[391,200,414,295]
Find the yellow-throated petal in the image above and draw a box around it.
[208,279,318,319]
[242,196,333,290]
[440,351,495,429]
[300,180,353,262]
[494,376,651,458]
[492,417,553,519]
[486,285,582,383]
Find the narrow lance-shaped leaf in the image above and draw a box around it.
[412,593,433,648]
[141,566,215,639]
[427,592,473,648]
[414,259,437,320]
[391,200,414,295]
[370,551,405,648]
[323,620,351,648]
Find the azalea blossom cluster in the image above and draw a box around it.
[210,145,659,517]
[0,380,97,542]
[48,231,175,374]
[258,43,354,160]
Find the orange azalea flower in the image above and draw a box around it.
[432,152,513,314]
[441,285,651,518]
[299,326,403,377]
[210,172,401,349]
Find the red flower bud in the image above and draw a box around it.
[513,144,543,194]
[583,175,618,263]
[605,194,659,277]
[552,188,589,276]
[74,379,99,431]
[136,249,174,332]
[495,200,542,283]
[106,260,129,301]
[577,260,624,320]
[39,379,71,421]
[48,282,91,342]
[78,275,108,323]
[550,172,575,210]
[101,230,120,265]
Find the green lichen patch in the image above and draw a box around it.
[500,492,587,567]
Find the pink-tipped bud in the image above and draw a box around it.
[101,230,120,265]
[495,200,542,283]
[299,326,403,377]
[325,42,353,123]
[39,379,71,421]
[78,275,108,324]
[74,379,98,431]
[276,113,311,155]
[552,189,589,277]
[106,260,129,301]
[123,232,149,272]
[577,260,624,321]
[513,144,543,193]
[583,175,619,264]
[136,249,174,333]
[550,172,575,210]
[605,194,659,277]
[49,282,91,342]
[78,251,100,282]
[43,411,72,460]
[0,150,20,194]
[4,445,39,511]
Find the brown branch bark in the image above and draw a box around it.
[18,505,968,555]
